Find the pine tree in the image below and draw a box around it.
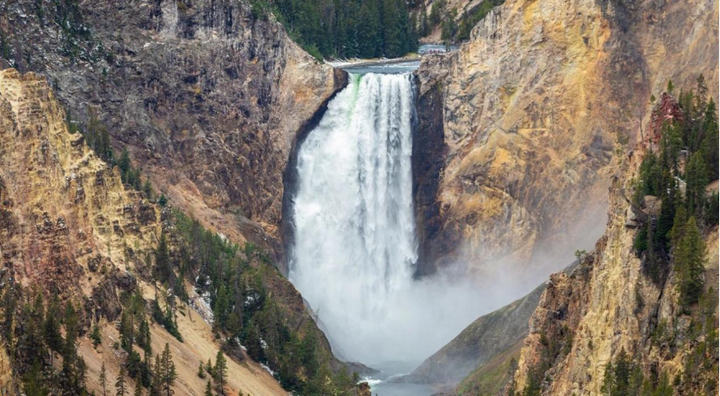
[600,348,634,396]
[675,217,706,309]
[116,368,127,396]
[213,284,229,329]
[429,0,445,27]
[142,349,153,388]
[356,1,381,58]
[440,8,458,44]
[685,151,709,217]
[301,329,319,379]
[63,302,79,359]
[694,75,708,123]
[613,348,631,395]
[91,323,102,349]
[150,355,162,396]
[138,319,151,353]
[670,205,688,249]
[23,358,48,396]
[118,149,131,182]
[655,372,673,396]
[61,301,84,390]
[655,183,677,250]
[213,351,227,395]
[161,343,177,396]
[198,361,206,378]
[120,311,134,353]
[381,0,405,57]
[1,278,15,351]
[100,362,108,396]
[601,362,615,395]
[659,122,683,176]
[419,2,429,36]
[134,377,144,396]
[143,179,153,199]
[204,379,213,396]
[244,320,264,362]
[636,151,662,198]
[700,99,719,181]
[628,365,644,395]
[154,232,172,284]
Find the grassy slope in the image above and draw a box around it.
[78,280,286,396]
[457,340,523,395]
[406,283,545,386]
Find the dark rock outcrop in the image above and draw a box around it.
[412,74,450,277]
[0,0,342,262]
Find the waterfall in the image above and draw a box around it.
[290,72,417,363]
[289,72,485,370]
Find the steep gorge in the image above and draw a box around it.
[413,0,718,290]
[0,0,717,393]
[0,68,288,395]
[512,94,719,395]
[403,0,718,392]
[0,2,365,391]
[1,0,345,264]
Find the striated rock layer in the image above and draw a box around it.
[413,0,718,286]
[512,94,719,395]
[0,68,290,395]
[0,68,160,297]
[0,0,345,265]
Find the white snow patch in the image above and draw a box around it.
[234,337,247,351]
[189,284,214,325]
[260,363,275,377]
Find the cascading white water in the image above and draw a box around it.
[290,72,486,369]
[290,72,417,363]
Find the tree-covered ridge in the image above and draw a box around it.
[411,0,505,45]
[252,0,418,59]
[0,278,182,396]
[632,77,719,307]
[167,211,361,395]
[433,0,505,44]
[0,92,358,395]
[605,77,719,396]
[518,78,719,396]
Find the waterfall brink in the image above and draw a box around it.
[290,72,418,364]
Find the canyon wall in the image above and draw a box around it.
[512,101,719,394]
[414,0,718,287]
[406,0,718,392]
[0,0,345,263]
[0,68,290,395]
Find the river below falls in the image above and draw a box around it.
[364,361,436,396]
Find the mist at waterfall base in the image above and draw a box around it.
[287,72,530,376]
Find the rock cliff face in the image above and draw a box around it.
[0,0,345,264]
[0,68,160,298]
[511,95,719,395]
[413,0,718,285]
[0,68,290,395]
